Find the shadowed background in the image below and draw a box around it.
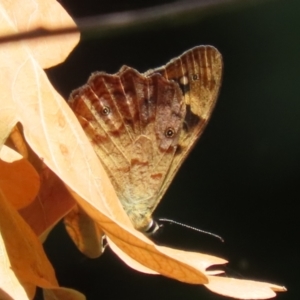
[41,0,299,299]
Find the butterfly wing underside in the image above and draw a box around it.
[69,45,222,231]
[69,66,186,230]
[146,46,222,206]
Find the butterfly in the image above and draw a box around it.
[69,46,222,233]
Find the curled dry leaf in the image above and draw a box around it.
[2,0,79,68]
[68,189,286,298]
[19,167,76,238]
[0,232,34,300]
[0,179,58,299]
[43,287,86,300]
[205,276,287,300]
[7,125,29,159]
[68,189,210,284]
[107,236,227,277]
[0,146,39,209]
[0,0,81,298]
[64,204,106,258]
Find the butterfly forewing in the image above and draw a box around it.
[146,46,222,204]
[69,45,222,231]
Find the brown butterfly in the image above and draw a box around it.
[69,46,222,232]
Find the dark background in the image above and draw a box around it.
[41,0,299,299]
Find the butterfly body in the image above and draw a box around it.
[69,46,222,231]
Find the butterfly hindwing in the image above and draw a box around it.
[69,67,186,230]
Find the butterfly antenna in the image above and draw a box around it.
[158,218,224,242]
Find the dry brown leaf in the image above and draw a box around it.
[107,236,158,274]
[0,183,58,298]
[64,204,105,258]
[69,189,210,283]
[1,0,79,69]
[68,188,286,297]
[19,168,76,237]
[7,125,29,158]
[0,101,17,148]
[205,276,287,299]
[0,146,39,209]
[0,230,33,300]
[0,0,79,298]
[43,287,86,300]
